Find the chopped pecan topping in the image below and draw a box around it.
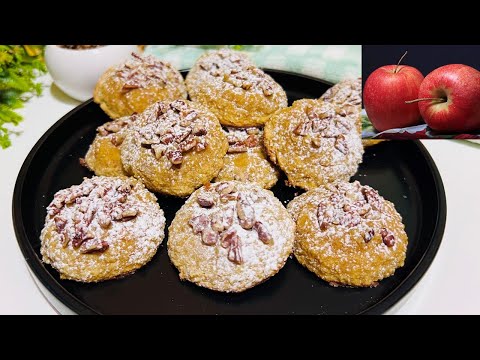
[220,228,243,264]
[120,209,138,221]
[54,217,67,232]
[116,53,171,93]
[189,214,209,234]
[80,240,109,254]
[361,186,383,211]
[320,78,362,108]
[197,49,277,97]
[138,101,208,166]
[197,193,215,208]
[253,221,273,244]
[363,229,375,243]
[380,228,395,247]
[236,193,255,230]
[47,179,140,254]
[224,127,261,153]
[291,102,356,153]
[215,182,236,195]
[316,182,385,232]
[97,212,112,229]
[166,149,183,165]
[202,226,218,246]
[293,121,311,136]
[334,134,348,154]
[97,115,137,145]
[211,211,226,232]
[189,183,275,264]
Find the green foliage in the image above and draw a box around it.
[0,45,46,149]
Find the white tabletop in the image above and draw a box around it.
[1,77,479,315]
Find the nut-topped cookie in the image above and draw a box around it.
[287,181,408,287]
[40,176,165,283]
[168,181,295,293]
[264,99,363,190]
[120,99,228,197]
[186,49,288,127]
[320,78,362,133]
[83,114,139,177]
[94,53,187,119]
[214,126,279,189]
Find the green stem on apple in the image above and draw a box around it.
[405,97,447,104]
[394,51,408,74]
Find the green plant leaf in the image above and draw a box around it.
[0,45,46,149]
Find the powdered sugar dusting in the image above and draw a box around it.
[264,99,363,190]
[289,181,408,286]
[185,49,288,127]
[40,176,165,282]
[168,181,295,292]
[187,49,280,97]
[223,126,262,153]
[116,53,175,93]
[320,78,362,107]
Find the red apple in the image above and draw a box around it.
[363,53,424,132]
[413,64,480,133]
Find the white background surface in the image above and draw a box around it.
[1,78,479,315]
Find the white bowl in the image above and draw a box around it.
[45,45,138,102]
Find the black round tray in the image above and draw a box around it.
[12,70,447,315]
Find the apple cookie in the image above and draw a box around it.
[40,176,165,283]
[287,181,408,287]
[168,181,295,293]
[94,53,187,119]
[214,126,279,189]
[83,114,139,177]
[120,99,228,197]
[186,49,288,127]
[264,99,364,190]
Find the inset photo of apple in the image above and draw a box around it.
[362,45,480,139]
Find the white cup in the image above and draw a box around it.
[45,45,139,102]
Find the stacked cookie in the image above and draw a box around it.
[41,50,407,293]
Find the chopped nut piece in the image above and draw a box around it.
[380,228,395,247]
[334,134,348,154]
[363,229,375,243]
[54,217,67,232]
[166,150,183,165]
[197,193,215,208]
[216,182,235,195]
[80,240,109,254]
[211,211,225,232]
[236,193,255,229]
[293,121,311,136]
[121,209,138,220]
[104,122,121,133]
[253,221,273,244]
[220,228,243,264]
[202,226,218,246]
[189,215,209,234]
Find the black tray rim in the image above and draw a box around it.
[12,70,447,315]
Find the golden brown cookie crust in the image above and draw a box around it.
[94,53,187,119]
[288,181,408,287]
[120,99,228,197]
[40,176,165,283]
[84,114,139,177]
[214,127,279,189]
[168,181,295,293]
[264,99,363,190]
[186,49,288,127]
